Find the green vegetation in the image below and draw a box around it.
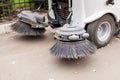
[13,0,30,8]
[0,0,48,18]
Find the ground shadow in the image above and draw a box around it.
[53,56,95,70]
[12,34,46,42]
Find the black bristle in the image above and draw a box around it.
[50,40,97,59]
[11,21,46,36]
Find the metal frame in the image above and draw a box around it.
[0,0,47,21]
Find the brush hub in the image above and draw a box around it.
[54,24,89,41]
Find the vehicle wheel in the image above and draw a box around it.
[87,14,115,48]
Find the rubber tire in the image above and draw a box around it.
[87,14,115,48]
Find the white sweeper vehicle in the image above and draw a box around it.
[11,0,120,59]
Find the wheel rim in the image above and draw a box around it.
[97,21,112,42]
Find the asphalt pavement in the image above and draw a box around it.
[0,28,120,80]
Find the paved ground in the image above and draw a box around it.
[0,28,120,80]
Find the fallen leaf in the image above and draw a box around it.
[92,69,96,72]
[12,61,16,65]
[74,72,78,74]
[116,35,120,38]
[49,78,55,80]
[107,44,111,48]
[115,38,120,41]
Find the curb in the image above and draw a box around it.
[0,22,14,34]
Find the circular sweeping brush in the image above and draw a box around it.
[50,40,97,59]
[11,21,46,36]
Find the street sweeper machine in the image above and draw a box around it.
[11,0,120,59]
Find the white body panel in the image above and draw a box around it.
[49,0,120,29]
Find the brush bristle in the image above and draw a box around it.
[50,40,97,59]
[11,21,45,36]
